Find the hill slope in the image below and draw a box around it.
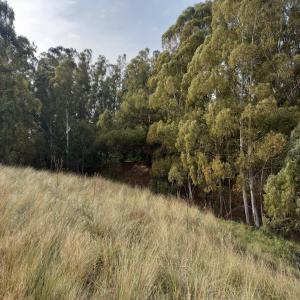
[0,166,299,300]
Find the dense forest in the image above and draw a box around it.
[0,0,299,234]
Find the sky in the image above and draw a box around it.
[8,0,200,62]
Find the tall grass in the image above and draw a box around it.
[0,165,299,299]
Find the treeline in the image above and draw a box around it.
[0,0,299,234]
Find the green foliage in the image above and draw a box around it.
[147,121,178,153]
[97,127,147,162]
[98,110,114,130]
[152,157,173,179]
[264,162,300,233]
[95,49,155,163]
[168,161,187,187]
[0,0,39,165]
[264,123,300,233]
[176,0,300,227]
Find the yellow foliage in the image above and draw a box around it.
[255,132,286,162]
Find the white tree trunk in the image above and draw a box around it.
[249,170,260,228]
[240,126,251,225]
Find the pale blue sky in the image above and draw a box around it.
[9,0,200,62]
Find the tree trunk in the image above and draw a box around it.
[228,178,232,219]
[218,179,224,217]
[49,124,54,170]
[249,170,260,228]
[242,184,251,225]
[259,164,266,224]
[240,125,251,225]
[188,178,193,201]
[66,106,70,168]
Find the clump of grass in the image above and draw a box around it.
[0,165,299,299]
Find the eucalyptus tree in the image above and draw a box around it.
[118,48,153,127]
[97,49,154,162]
[147,1,212,195]
[181,0,299,226]
[34,47,76,169]
[264,122,300,234]
[0,0,39,165]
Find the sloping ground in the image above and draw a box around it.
[0,166,299,300]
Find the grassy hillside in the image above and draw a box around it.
[0,166,299,300]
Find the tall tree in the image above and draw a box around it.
[181,0,299,226]
[0,0,39,165]
[148,1,212,195]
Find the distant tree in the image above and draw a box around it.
[96,49,154,163]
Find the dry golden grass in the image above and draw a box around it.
[0,165,299,300]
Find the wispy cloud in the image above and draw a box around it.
[9,0,78,50]
[8,0,200,62]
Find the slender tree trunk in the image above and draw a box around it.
[228,178,232,219]
[82,149,85,174]
[225,141,232,219]
[247,135,260,228]
[242,184,251,225]
[249,170,260,228]
[259,164,266,224]
[188,178,193,201]
[218,179,224,217]
[260,201,264,226]
[66,106,70,168]
[49,123,54,169]
[240,126,251,225]
[219,190,224,217]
